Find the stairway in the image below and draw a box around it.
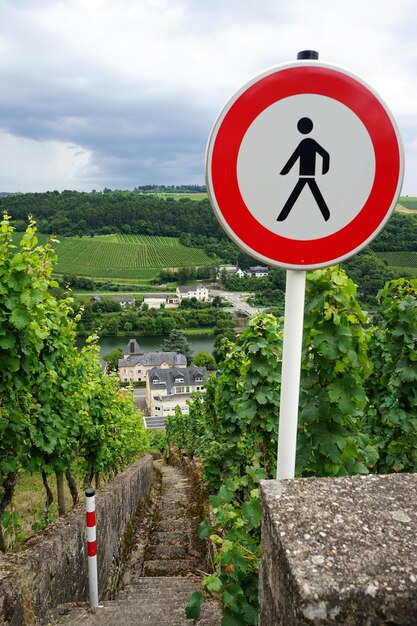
[53,462,221,626]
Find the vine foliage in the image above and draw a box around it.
[166,266,417,625]
[365,278,417,472]
[0,215,149,551]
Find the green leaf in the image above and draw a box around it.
[221,547,247,573]
[199,518,211,539]
[222,607,244,626]
[0,334,16,350]
[204,574,223,593]
[242,602,259,623]
[241,497,262,528]
[10,307,32,329]
[185,591,203,620]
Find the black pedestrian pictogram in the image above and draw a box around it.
[277,117,330,222]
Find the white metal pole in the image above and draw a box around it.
[85,488,99,608]
[277,269,306,479]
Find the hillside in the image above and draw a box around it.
[0,189,221,239]
[3,191,417,282]
[397,196,417,212]
[12,232,216,281]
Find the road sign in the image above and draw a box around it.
[206,61,404,269]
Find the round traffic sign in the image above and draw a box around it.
[205,61,404,269]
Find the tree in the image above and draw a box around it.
[212,318,236,364]
[192,351,217,370]
[211,295,223,308]
[343,251,395,304]
[103,348,123,372]
[162,329,193,364]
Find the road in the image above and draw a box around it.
[209,289,261,316]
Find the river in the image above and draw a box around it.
[77,334,215,357]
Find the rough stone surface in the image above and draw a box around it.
[0,454,153,625]
[260,474,417,625]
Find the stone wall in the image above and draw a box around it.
[0,454,153,626]
[260,474,417,625]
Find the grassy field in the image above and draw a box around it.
[12,232,215,281]
[397,196,417,212]
[154,192,207,201]
[3,470,76,550]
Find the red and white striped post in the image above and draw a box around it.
[85,488,99,608]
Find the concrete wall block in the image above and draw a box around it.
[0,454,153,625]
[260,474,417,625]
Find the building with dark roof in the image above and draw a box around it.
[118,338,187,382]
[247,266,269,278]
[123,339,144,358]
[146,366,207,416]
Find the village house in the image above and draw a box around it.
[112,296,136,309]
[216,265,245,279]
[142,293,179,309]
[175,284,209,303]
[247,266,269,278]
[118,339,187,383]
[146,366,207,416]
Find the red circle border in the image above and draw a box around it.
[207,64,402,268]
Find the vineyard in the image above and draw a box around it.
[378,251,417,268]
[377,251,417,277]
[11,232,215,280]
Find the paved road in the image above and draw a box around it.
[209,289,261,316]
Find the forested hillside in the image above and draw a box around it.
[1,191,416,255]
[0,190,222,239]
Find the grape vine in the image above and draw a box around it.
[0,215,149,551]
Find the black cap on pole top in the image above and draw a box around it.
[297,50,319,60]
[85,488,95,497]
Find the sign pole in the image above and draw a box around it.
[276,269,306,479]
[276,51,315,481]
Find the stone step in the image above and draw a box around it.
[160,495,188,507]
[150,530,189,546]
[145,542,191,560]
[143,559,206,577]
[113,578,220,626]
[49,464,220,625]
[60,602,220,626]
[120,576,203,594]
[161,482,189,492]
[158,518,191,532]
[158,504,189,519]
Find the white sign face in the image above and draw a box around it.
[206,61,404,269]
[237,94,376,241]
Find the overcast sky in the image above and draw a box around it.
[0,0,415,194]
